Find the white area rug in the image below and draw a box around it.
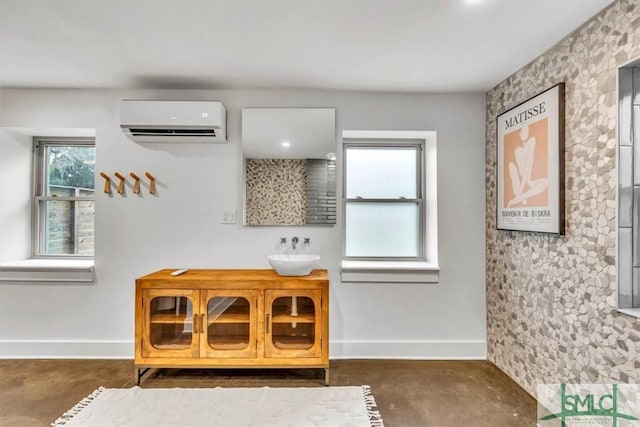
[53,385,384,427]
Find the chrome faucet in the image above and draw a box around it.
[292,236,299,250]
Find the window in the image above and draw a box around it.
[33,138,95,257]
[344,145,423,259]
[617,63,640,318]
[341,130,438,283]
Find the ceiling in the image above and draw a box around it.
[0,0,613,93]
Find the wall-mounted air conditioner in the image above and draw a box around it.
[120,100,227,142]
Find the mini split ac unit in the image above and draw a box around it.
[120,100,227,142]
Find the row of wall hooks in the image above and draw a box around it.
[100,171,156,195]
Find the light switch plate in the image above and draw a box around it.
[222,209,236,224]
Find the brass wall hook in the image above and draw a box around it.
[145,172,156,195]
[130,172,141,194]
[99,172,111,194]
[114,172,126,194]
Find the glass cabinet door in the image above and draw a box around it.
[200,289,259,358]
[265,290,322,358]
[142,289,199,358]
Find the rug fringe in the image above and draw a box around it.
[362,385,385,427]
[51,386,104,426]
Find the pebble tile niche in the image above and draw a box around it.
[245,159,336,226]
[486,0,640,396]
[245,159,307,225]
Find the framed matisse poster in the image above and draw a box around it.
[496,83,565,234]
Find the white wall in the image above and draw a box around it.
[0,88,486,359]
[0,129,32,262]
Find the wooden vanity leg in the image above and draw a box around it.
[135,367,152,385]
[324,368,330,386]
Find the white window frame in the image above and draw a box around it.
[32,137,95,259]
[617,59,640,319]
[340,130,438,283]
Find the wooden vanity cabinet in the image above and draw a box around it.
[135,269,329,384]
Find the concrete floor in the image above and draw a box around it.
[0,359,536,426]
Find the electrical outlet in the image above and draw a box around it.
[222,209,236,224]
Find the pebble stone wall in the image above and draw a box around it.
[486,0,640,397]
[245,159,306,225]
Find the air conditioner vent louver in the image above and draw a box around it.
[120,100,227,143]
[129,129,216,137]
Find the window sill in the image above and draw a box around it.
[618,308,640,319]
[341,260,439,283]
[0,259,94,282]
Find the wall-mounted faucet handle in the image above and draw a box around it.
[303,238,310,244]
[280,237,287,244]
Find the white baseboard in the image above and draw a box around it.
[329,340,487,360]
[0,339,487,360]
[0,340,134,359]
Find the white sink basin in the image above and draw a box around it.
[268,254,320,276]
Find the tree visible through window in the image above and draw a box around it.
[35,139,95,257]
[47,146,95,190]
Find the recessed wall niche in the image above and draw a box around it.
[245,159,336,226]
[618,61,640,310]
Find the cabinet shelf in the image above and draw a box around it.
[273,335,314,350]
[271,313,315,323]
[208,313,250,324]
[151,312,192,324]
[208,335,250,350]
[151,334,192,349]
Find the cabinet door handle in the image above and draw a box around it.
[200,314,205,334]
[266,314,270,334]
[193,314,198,334]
